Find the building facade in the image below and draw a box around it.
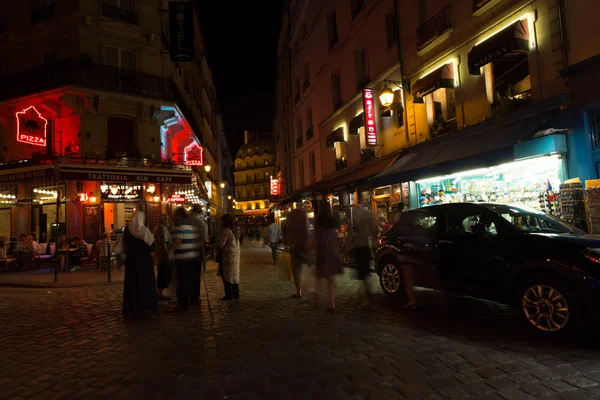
[0,0,228,241]
[233,131,276,216]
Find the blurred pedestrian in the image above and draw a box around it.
[122,211,157,320]
[286,208,309,298]
[266,216,282,264]
[215,214,241,301]
[351,206,376,309]
[190,205,208,298]
[153,214,172,301]
[313,211,343,312]
[170,208,201,311]
[392,202,406,224]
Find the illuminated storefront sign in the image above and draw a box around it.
[100,184,142,202]
[16,106,47,146]
[270,176,280,196]
[362,88,377,147]
[184,142,204,166]
[205,181,212,199]
[168,194,186,203]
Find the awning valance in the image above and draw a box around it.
[412,63,455,104]
[326,127,345,148]
[468,20,530,75]
[349,113,364,135]
[58,164,193,184]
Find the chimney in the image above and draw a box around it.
[244,130,249,144]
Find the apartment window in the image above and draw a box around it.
[296,119,303,148]
[102,0,137,24]
[334,142,347,171]
[300,23,307,42]
[302,62,310,91]
[294,79,300,104]
[42,50,57,65]
[107,116,136,157]
[351,0,365,19]
[354,48,369,91]
[105,0,132,8]
[327,12,339,49]
[331,72,342,111]
[309,152,316,184]
[298,158,305,188]
[306,108,314,140]
[385,12,397,48]
[424,87,457,139]
[105,46,133,70]
[31,0,55,23]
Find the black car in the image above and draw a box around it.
[375,202,600,335]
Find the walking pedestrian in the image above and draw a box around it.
[286,208,309,298]
[122,211,157,320]
[189,205,208,302]
[215,214,241,301]
[313,211,343,312]
[351,206,376,309]
[153,214,172,301]
[170,208,201,311]
[266,216,282,264]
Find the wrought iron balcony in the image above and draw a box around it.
[31,3,55,23]
[416,6,452,51]
[0,59,173,102]
[102,2,137,25]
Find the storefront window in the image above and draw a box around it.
[416,155,562,211]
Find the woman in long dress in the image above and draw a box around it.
[122,211,157,320]
[215,214,241,301]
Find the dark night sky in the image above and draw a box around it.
[197,1,285,156]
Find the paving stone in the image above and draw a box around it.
[498,388,535,400]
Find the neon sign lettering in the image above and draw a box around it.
[184,142,204,166]
[362,89,377,147]
[270,176,280,196]
[16,106,47,147]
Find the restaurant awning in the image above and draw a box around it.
[371,93,569,186]
[412,63,455,103]
[315,152,400,194]
[326,127,345,148]
[57,164,193,184]
[348,113,364,135]
[468,20,530,75]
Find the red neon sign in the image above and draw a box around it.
[16,106,47,147]
[363,88,377,147]
[168,194,186,203]
[184,142,204,166]
[270,176,280,196]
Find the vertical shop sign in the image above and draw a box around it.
[362,88,377,147]
[169,2,194,62]
[270,176,280,196]
[16,106,47,146]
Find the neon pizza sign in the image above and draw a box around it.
[184,142,204,166]
[16,106,47,147]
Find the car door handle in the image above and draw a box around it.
[438,240,453,244]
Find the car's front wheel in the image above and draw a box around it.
[519,278,579,336]
[379,260,406,298]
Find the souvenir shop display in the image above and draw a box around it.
[585,180,600,234]
[560,182,587,232]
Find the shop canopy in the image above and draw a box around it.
[371,93,569,186]
[412,63,455,103]
[326,127,345,148]
[349,113,364,135]
[468,20,530,75]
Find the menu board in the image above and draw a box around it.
[560,183,587,232]
[83,204,101,243]
[146,203,161,233]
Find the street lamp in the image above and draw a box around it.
[204,165,211,173]
[228,195,232,200]
[379,84,395,108]
[220,182,225,189]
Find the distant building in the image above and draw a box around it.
[233,131,276,216]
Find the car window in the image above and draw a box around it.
[447,210,499,237]
[395,210,439,237]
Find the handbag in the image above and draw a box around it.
[111,234,126,254]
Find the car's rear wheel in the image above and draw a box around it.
[519,278,579,336]
[379,260,406,299]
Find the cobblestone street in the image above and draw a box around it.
[3,243,600,400]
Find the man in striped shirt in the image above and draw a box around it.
[170,208,201,311]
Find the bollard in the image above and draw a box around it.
[107,242,111,283]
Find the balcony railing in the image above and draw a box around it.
[0,59,173,102]
[236,195,268,202]
[106,148,142,159]
[31,3,55,23]
[416,6,452,51]
[102,2,137,25]
[235,178,270,186]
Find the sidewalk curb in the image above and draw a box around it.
[0,281,123,289]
